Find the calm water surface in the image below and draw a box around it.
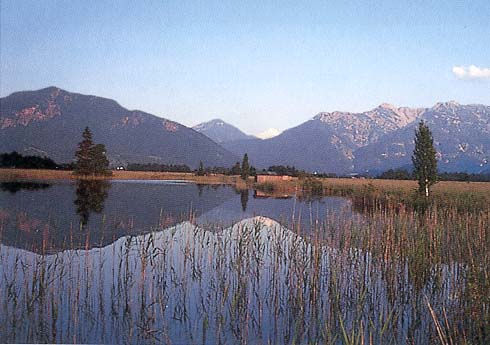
[0,180,352,253]
[0,180,479,344]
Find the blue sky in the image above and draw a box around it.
[1,0,489,134]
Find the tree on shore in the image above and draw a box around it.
[196,161,205,176]
[241,153,250,180]
[74,127,111,176]
[412,121,437,197]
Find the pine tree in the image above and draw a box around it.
[74,127,95,175]
[92,144,111,176]
[241,153,250,180]
[412,121,438,197]
[74,127,111,176]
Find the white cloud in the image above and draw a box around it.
[452,65,490,80]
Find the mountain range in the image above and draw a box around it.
[1,87,489,174]
[353,102,490,173]
[0,87,237,168]
[223,102,490,174]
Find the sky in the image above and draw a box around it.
[1,0,489,134]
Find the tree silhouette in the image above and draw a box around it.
[412,121,438,197]
[74,127,111,176]
[92,144,110,174]
[241,153,250,180]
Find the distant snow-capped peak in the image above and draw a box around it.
[256,128,282,139]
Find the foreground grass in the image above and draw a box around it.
[0,208,488,344]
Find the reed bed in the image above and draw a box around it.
[256,178,490,212]
[0,198,488,344]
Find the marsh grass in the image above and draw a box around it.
[0,192,489,344]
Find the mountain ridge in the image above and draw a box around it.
[193,118,255,143]
[0,87,238,168]
[1,86,489,174]
[354,102,490,173]
[223,101,490,174]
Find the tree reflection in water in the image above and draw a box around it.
[0,181,51,193]
[74,180,110,226]
[240,189,249,212]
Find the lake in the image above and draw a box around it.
[0,180,486,344]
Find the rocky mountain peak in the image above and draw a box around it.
[314,103,422,130]
[371,104,423,127]
[314,111,349,122]
[432,100,461,111]
[377,103,397,111]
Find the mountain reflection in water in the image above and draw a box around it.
[0,180,354,253]
[0,216,466,344]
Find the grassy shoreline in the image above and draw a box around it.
[0,168,243,185]
[2,168,490,209]
[2,167,490,192]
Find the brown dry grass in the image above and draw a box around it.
[0,168,251,185]
[256,177,490,211]
[323,177,490,195]
[2,168,489,204]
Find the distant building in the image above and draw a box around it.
[348,173,365,179]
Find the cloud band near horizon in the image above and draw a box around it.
[452,65,490,80]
